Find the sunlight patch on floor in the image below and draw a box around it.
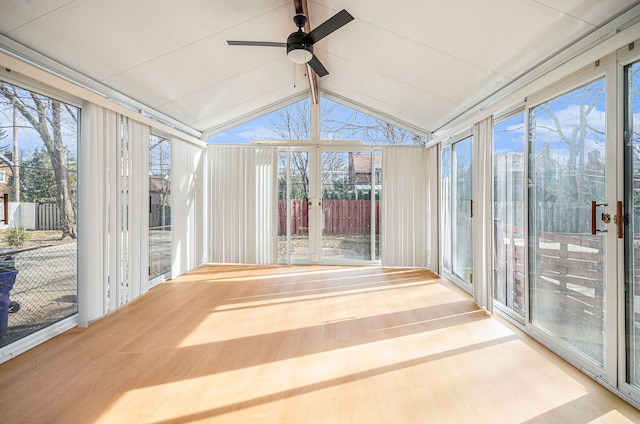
[587,409,639,423]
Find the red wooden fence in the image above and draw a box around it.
[494,222,605,328]
[278,199,380,235]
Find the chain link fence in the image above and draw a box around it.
[0,237,76,348]
[149,227,171,280]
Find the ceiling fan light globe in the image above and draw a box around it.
[288,48,312,64]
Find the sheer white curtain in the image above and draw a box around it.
[208,145,277,264]
[381,147,429,267]
[472,116,494,312]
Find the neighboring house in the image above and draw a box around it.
[348,152,382,191]
[149,173,171,228]
[0,152,13,198]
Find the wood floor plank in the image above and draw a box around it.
[0,265,639,423]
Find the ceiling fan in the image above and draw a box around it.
[227,9,354,77]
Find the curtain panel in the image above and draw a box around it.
[208,145,277,264]
[172,139,204,276]
[472,116,494,312]
[426,145,440,273]
[381,147,429,267]
[78,102,150,326]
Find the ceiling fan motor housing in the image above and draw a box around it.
[287,31,313,64]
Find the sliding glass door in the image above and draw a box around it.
[493,112,526,317]
[625,60,640,390]
[149,135,171,283]
[442,137,473,290]
[529,77,609,366]
[278,149,311,263]
[278,146,380,264]
[320,150,380,262]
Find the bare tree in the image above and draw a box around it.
[538,84,604,173]
[0,82,77,239]
[149,135,171,228]
[270,100,344,195]
[271,98,424,196]
[322,106,426,145]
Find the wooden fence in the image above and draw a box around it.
[278,199,380,236]
[36,202,61,230]
[494,222,604,331]
[495,201,594,234]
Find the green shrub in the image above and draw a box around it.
[4,226,31,248]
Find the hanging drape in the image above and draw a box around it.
[472,116,494,312]
[172,139,204,276]
[426,145,440,273]
[127,119,150,300]
[381,146,429,267]
[208,145,277,264]
[78,102,111,326]
[78,102,149,326]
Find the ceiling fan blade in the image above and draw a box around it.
[303,9,354,45]
[227,40,287,47]
[307,55,329,77]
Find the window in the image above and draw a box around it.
[320,97,426,145]
[0,80,78,348]
[208,98,310,144]
[0,170,5,183]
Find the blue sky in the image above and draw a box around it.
[0,85,78,156]
[207,97,425,145]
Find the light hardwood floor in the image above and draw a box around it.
[1,265,639,423]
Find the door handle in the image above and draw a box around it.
[591,201,608,235]
[615,200,623,239]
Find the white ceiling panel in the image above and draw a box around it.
[316,0,597,78]
[0,0,74,32]
[319,55,465,130]
[315,20,510,107]
[3,0,291,80]
[531,0,637,25]
[103,7,297,108]
[1,1,636,134]
[165,59,309,131]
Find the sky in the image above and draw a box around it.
[207,97,425,145]
[0,87,78,157]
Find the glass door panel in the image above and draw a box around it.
[277,150,312,262]
[289,151,310,261]
[452,138,473,285]
[529,78,607,365]
[625,61,640,388]
[320,151,373,262]
[493,113,526,317]
[442,146,452,272]
[149,135,171,281]
[277,151,288,262]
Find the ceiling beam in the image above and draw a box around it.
[293,0,319,105]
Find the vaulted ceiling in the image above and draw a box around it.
[1,0,638,136]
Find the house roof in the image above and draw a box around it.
[1,1,638,137]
